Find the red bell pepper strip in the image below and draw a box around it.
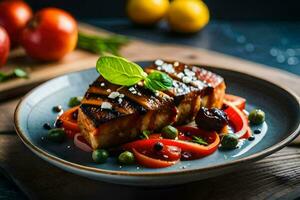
[223,101,250,139]
[58,106,80,138]
[123,132,220,160]
[132,148,179,168]
[224,94,246,110]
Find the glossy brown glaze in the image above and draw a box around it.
[78,60,225,149]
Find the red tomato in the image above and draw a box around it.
[58,106,80,138]
[0,0,32,46]
[224,94,246,110]
[21,8,78,61]
[0,26,10,67]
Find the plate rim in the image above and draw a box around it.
[14,62,300,177]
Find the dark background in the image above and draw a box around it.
[26,0,300,20]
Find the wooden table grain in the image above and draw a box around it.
[0,23,299,200]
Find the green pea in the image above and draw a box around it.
[248,109,265,125]
[221,133,239,149]
[118,151,135,165]
[47,128,66,143]
[161,125,178,139]
[92,149,109,164]
[68,96,83,107]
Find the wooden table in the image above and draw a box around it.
[0,22,300,200]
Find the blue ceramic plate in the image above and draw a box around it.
[14,61,300,186]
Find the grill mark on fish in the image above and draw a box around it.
[81,60,223,128]
[80,104,123,127]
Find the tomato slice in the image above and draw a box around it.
[132,148,179,168]
[58,106,80,138]
[224,94,246,110]
[223,101,249,139]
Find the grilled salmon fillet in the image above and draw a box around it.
[78,60,225,149]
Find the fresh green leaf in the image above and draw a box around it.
[14,68,28,78]
[68,96,83,107]
[144,71,173,92]
[0,68,28,82]
[77,32,129,55]
[96,55,147,86]
[140,130,151,139]
[191,136,208,146]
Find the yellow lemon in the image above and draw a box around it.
[126,0,169,25]
[167,0,210,33]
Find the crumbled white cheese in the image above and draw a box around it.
[192,80,205,89]
[192,66,199,72]
[173,61,179,67]
[118,98,123,104]
[137,92,142,96]
[176,88,184,94]
[155,59,164,66]
[161,63,175,74]
[157,67,162,70]
[100,82,105,87]
[106,89,111,93]
[184,68,195,77]
[101,102,112,110]
[119,94,125,98]
[182,76,192,84]
[177,72,184,79]
[172,81,179,88]
[129,87,135,92]
[108,91,120,99]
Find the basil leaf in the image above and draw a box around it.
[144,71,173,92]
[96,55,147,86]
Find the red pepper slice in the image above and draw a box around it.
[223,101,251,139]
[123,132,220,161]
[132,148,179,168]
[224,94,246,110]
[58,106,80,138]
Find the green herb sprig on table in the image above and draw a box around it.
[77,32,129,56]
[0,68,28,82]
[96,55,173,92]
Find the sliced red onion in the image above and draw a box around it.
[74,133,92,152]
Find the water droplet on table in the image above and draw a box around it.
[276,54,286,63]
[286,49,296,57]
[270,48,279,56]
[287,57,299,65]
[245,43,255,52]
[236,35,246,43]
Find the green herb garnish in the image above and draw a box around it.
[96,55,173,92]
[77,32,129,56]
[0,68,28,82]
[144,71,173,92]
[140,130,151,139]
[68,96,83,107]
[191,136,208,146]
